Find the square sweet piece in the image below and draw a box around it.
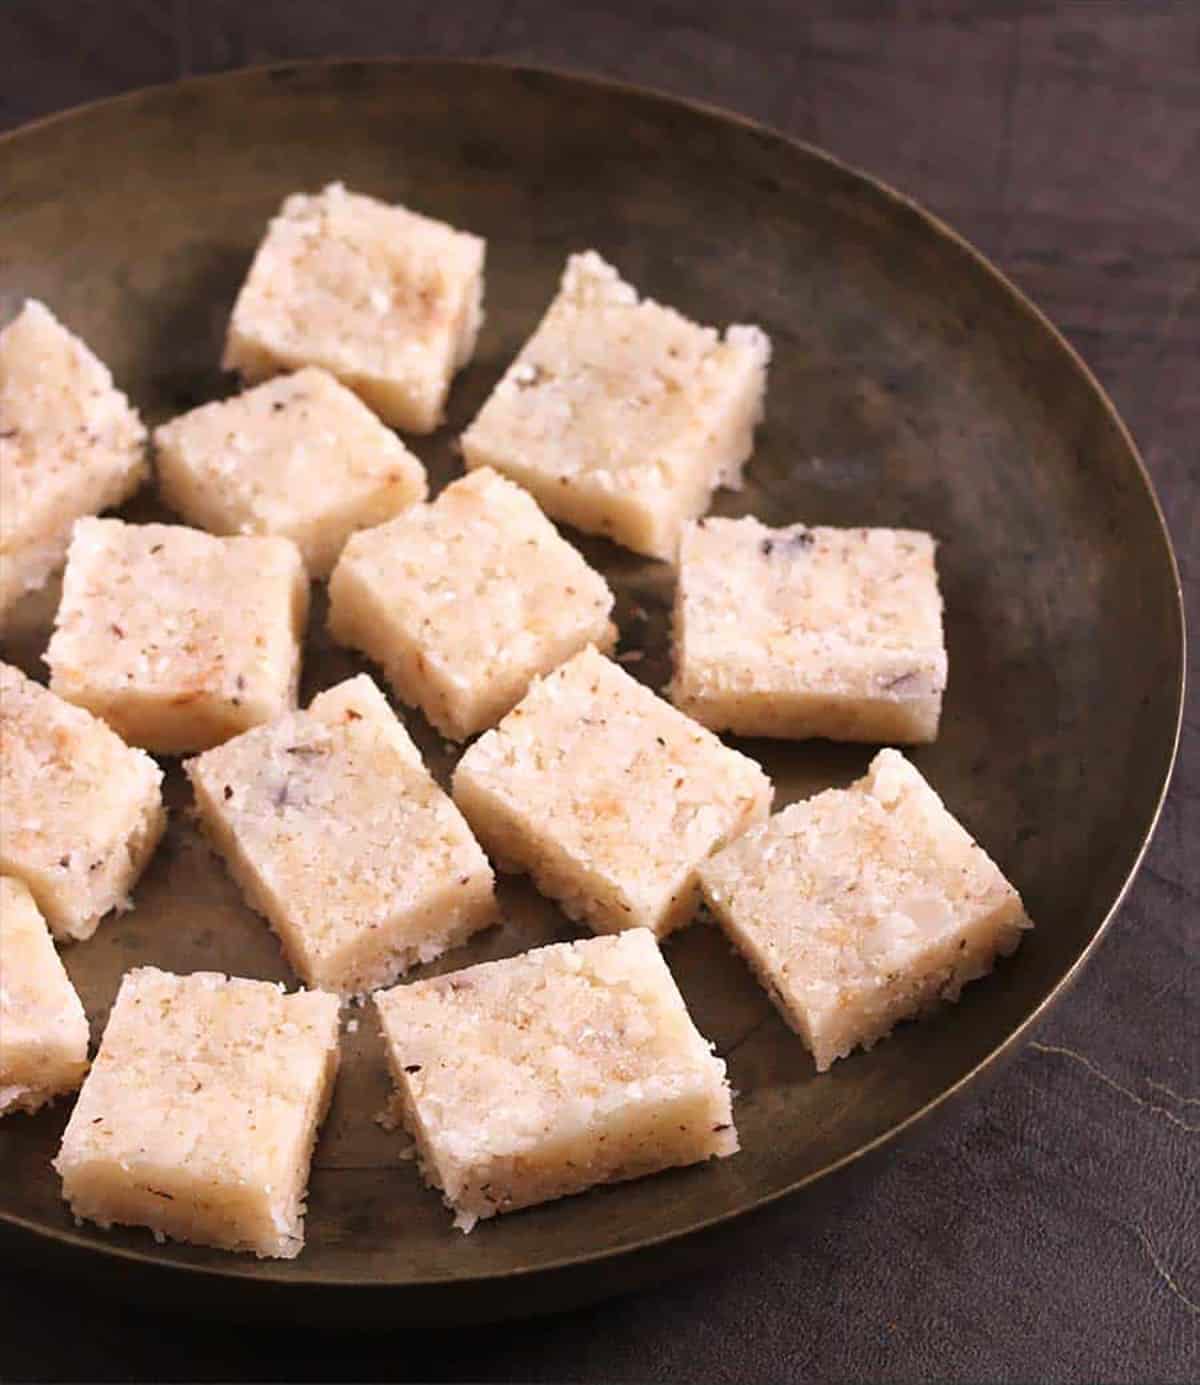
[671,518,947,744]
[0,663,165,942]
[154,367,427,577]
[460,251,770,561]
[329,468,616,740]
[46,518,309,755]
[54,967,340,1259]
[0,876,90,1116]
[453,645,772,937]
[186,675,496,995]
[375,928,736,1231]
[0,300,147,626]
[223,183,486,432]
[698,749,1031,1071]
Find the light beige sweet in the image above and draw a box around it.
[0,300,147,627]
[46,518,308,755]
[186,674,496,995]
[328,467,616,740]
[0,663,165,942]
[154,367,427,577]
[671,517,947,743]
[375,928,736,1231]
[460,251,770,561]
[699,749,1031,1071]
[54,967,339,1259]
[453,645,772,937]
[223,182,485,432]
[0,876,90,1116]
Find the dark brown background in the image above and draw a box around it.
[0,3,1195,1382]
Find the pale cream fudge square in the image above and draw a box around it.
[223,183,486,433]
[54,967,339,1259]
[186,675,496,995]
[453,646,772,937]
[460,251,770,561]
[154,367,427,578]
[375,928,736,1231]
[0,663,165,942]
[672,517,947,744]
[699,749,1031,1072]
[46,518,308,755]
[0,300,147,626]
[329,468,616,740]
[0,877,90,1116]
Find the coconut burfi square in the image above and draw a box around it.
[186,675,496,995]
[672,518,947,744]
[453,646,772,937]
[376,928,736,1231]
[54,967,339,1259]
[699,749,1031,1072]
[0,876,90,1116]
[46,518,308,755]
[460,251,770,561]
[154,367,427,578]
[223,183,486,433]
[0,300,147,626]
[329,468,616,740]
[0,663,165,942]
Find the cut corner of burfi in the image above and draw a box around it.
[307,671,413,742]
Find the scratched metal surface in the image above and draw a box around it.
[0,39,1191,1378]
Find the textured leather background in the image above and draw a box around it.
[0,3,1195,1381]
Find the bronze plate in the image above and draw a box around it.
[0,60,1184,1326]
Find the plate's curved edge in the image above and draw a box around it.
[0,56,1186,1300]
